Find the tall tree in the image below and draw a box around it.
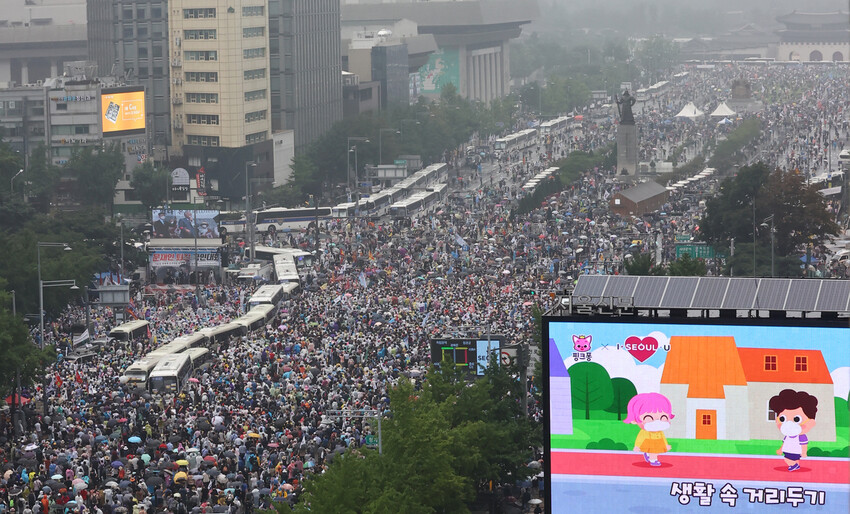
[606,377,638,421]
[64,144,125,208]
[700,163,839,263]
[0,281,56,398]
[568,362,614,420]
[668,253,707,276]
[130,161,171,211]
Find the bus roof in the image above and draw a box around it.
[109,319,149,334]
[149,353,192,374]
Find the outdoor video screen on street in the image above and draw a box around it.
[152,209,219,239]
[543,317,849,511]
[101,86,146,137]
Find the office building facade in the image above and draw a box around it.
[88,0,171,162]
[268,0,342,151]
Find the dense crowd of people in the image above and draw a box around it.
[2,62,848,513]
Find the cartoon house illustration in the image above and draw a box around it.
[549,338,573,435]
[737,348,836,442]
[660,336,835,442]
[660,336,750,441]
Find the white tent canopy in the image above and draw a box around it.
[710,102,737,117]
[675,102,704,119]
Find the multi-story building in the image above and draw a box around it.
[88,0,171,163]
[268,0,342,152]
[168,0,274,197]
[0,0,87,86]
[341,0,539,103]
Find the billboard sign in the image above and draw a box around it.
[150,250,220,268]
[544,317,849,511]
[171,168,191,194]
[101,86,146,137]
[430,336,502,376]
[418,47,459,95]
[151,209,219,239]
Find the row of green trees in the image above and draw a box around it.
[629,162,839,278]
[288,362,538,513]
[0,142,125,213]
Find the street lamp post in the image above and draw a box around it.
[346,136,369,198]
[378,128,399,165]
[761,215,775,277]
[11,168,23,195]
[37,241,77,418]
[245,161,257,262]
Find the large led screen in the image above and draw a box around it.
[543,317,849,511]
[101,86,146,137]
[152,209,219,239]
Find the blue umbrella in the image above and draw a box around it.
[128,436,142,444]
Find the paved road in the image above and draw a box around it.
[551,449,849,484]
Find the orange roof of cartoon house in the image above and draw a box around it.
[737,348,832,384]
[661,336,747,398]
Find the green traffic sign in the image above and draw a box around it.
[675,244,715,259]
[674,235,691,242]
[365,435,378,446]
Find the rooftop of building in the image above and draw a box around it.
[341,0,539,28]
[776,10,850,26]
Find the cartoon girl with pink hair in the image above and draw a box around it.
[624,392,675,466]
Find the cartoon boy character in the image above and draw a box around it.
[624,392,674,466]
[769,389,817,472]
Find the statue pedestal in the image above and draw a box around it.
[617,124,638,178]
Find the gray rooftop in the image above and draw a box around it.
[572,275,850,313]
[617,181,669,204]
[341,0,539,27]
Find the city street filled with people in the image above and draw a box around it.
[1,61,849,513]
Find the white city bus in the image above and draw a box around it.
[254,207,332,235]
[123,356,165,384]
[199,323,243,346]
[233,312,266,334]
[247,303,277,324]
[248,284,286,309]
[148,353,193,394]
[186,347,212,370]
[108,320,150,343]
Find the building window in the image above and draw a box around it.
[183,8,216,19]
[185,72,218,83]
[136,7,146,18]
[123,24,134,38]
[152,45,163,58]
[763,355,777,371]
[795,356,808,372]
[242,5,264,16]
[122,7,133,19]
[185,51,217,61]
[137,25,148,38]
[74,125,90,135]
[243,27,265,38]
[767,401,776,421]
[138,47,149,58]
[186,114,220,125]
[245,131,267,145]
[187,135,220,146]
[701,414,711,425]
[244,89,266,102]
[151,6,162,18]
[184,29,217,40]
[243,47,265,59]
[186,93,219,104]
[245,110,267,123]
[244,68,266,80]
